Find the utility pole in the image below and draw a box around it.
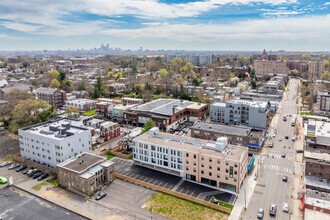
[150,204,153,220]
[244,189,246,209]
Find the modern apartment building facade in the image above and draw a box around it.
[35,87,67,108]
[18,118,92,168]
[308,60,324,80]
[57,152,115,196]
[132,127,249,193]
[210,99,271,130]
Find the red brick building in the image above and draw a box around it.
[99,122,120,142]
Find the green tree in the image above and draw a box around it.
[65,107,79,118]
[94,76,108,98]
[9,99,51,133]
[37,106,56,122]
[49,78,60,88]
[142,119,156,133]
[58,72,66,82]
[321,71,330,81]
[192,77,200,86]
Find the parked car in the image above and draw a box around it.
[285,135,289,139]
[269,204,277,216]
[32,171,43,179]
[95,192,107,200]
[37,173,49,181]
[296,149,304,153]
[0,176,8,184]
[292,137,296,142]
[28,169,40,177]
[269,142,273,148]
[0,161,11,167]
[8,164,20,170]
[16,165,27,172]
[257,208,264,219]
[175,131,180,135]
[282,175,288,182]
[24,167,34,175]
[283,203,289,212]
[281,153,286,158]
[279,137,282,142]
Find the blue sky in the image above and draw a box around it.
[0,0,329,51]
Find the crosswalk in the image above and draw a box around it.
[263,164,293,174]
[268,153,293,160]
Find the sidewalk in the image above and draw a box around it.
[228,167,258,220]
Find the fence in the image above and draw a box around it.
[114,173,232,214]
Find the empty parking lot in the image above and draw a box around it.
[112,157,236,205]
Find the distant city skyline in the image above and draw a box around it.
[0,0,329,51]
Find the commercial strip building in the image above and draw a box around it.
[35,87,67,108]
[210,99,271,130]
[18,118,91,168]
[304,120,330,150]
[124,98,209,131]
[132,127,249,193]
[191,121,265,148]
[57,152,115,196]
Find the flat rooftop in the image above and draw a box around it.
[135,131,247,162]
[192,121,249,136]
[58,152,106,173]
[20,118,88,140]
[305,151,330,162]
[129,98,207,116]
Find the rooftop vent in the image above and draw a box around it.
[79,160,84,165]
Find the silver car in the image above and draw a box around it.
[257,208,264,219]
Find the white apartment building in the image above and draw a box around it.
[19,118,92,168]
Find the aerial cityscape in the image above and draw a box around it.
[0,1,329,220]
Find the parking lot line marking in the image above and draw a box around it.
[186,190,190,195]
[163,183,168,188]
[153,180,159,185]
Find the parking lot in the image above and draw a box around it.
[112,157,236,205]
[0,163,51,190]
[0,186,88,220]
[90,179,168,220]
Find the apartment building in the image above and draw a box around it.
[210,99,271,130]
[108,83,126,94]
[317,90,330,112]
[65,99,97,112]
[96,102,111,117]
[132,127,249,193]
[253,60,287,77]
[308,60,324,80]
[191,121,265,148]
[18,118,91,168]
[99,121,120,142]
[35,87,67,108]
[124,99,209,131]
[57,152,115,196]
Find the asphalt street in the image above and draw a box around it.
[244,79,300,220]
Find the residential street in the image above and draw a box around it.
[244,79,302,220]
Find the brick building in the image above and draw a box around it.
[99,121,120,142]
[35,87,67,108]
[65,99,97,112]
[57,152,115,196]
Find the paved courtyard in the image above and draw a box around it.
[112,157,237,205]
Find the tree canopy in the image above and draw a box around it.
[142,119,156,133]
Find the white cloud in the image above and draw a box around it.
[101,14,330,42]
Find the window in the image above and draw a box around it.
[201,170,204,174]
[209,157,212,162]
[217,159,220,164]
[201,156,204,160]
[193,162,196,166]
[186,153,189,157]
[234,171,237,175]
[193,168,196,172]
[186,166,189,171]
[186,160,189,164]
[225,176,228,180]
[194,154,196,159]
[217,167,220,171]
[234,163,238,167]
[201,163,204,168]
[226,169,229,173]
[226,161,229,166]
[234,177,237,182]
[217,173,220,178]
[151,145,156,151]
[209,172,212,176]
[209,165,212,169]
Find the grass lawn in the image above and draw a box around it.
[4,155,13,162]
[105,153,116,160]
[210,197,234,211]
[142,192,229,220]
[82,109,96,116]
[48,179,58,186]
[129,156,133,160]
[32,181,48,191]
